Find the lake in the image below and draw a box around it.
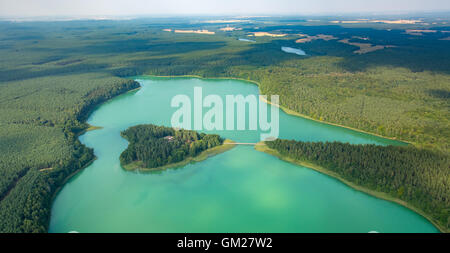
[48,76,438,233]
[281,46,306,55]
[238,38,256,42]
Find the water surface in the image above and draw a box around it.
[49,77,437,233]
[238,38,256,42]
[281,46,306,55]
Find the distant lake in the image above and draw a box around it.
[282,46,306,55]
[238,38,255,42]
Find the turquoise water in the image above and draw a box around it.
[48,77,438,233]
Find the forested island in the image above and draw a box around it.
[257,139,450,232]
[120,124,232,171]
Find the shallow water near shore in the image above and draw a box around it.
[49,76,438,233]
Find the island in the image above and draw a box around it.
[255,139,449,232]
[119,124,235,171]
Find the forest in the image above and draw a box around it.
[264,139,450,232]
[0,74,139,232]
[0,16,449,232]
[120,124,223,169]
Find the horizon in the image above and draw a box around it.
[2,11,450,22]
[1,0,450,18]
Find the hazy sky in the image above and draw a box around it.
[1,0,449,17]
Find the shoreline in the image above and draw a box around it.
[50,81,143,200]
[258,96,411,145]
[135,74,261,87]
[46,80,142,231]
[254,142,446,233]
[47,157,97,230]
[137,74,411,145]
[49,157,96,203]
[121,139,236,172]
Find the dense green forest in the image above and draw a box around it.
[0,74,139,232]
[264,139,450,232]
[0,16,449,232]
[120,124,223,169]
